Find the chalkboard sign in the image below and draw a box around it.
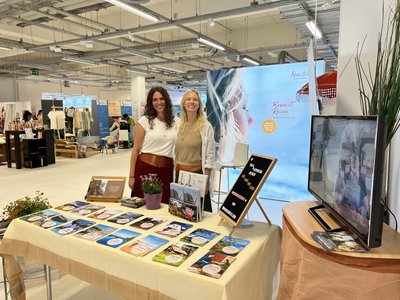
[219,154,277,227]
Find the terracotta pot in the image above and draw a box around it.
[144,193,162,210]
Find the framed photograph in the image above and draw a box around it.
[85,176,126,202]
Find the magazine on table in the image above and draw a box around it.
[120,235,169,257]
[155,221,193,238]
[169,183,202,222]
[88,208,123,220]
[73,224,117,241]
[36,214,76,229]
[130,216,167,230]
[168,197,199,222]
[120,197,145,209]
[55,201,89,211]
[20,210,59,223]
[210,236,250,257]
[180,228,220,247]
[153,243,198,267]
[51,219,96,235]
[188,251,237,279]
[311,230,369,252]
[97,229,141,248]
[107,212,144,225]
[70,204,105,216]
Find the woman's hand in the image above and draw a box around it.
[129,177,135,190]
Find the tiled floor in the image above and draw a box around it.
[0,150,287,299]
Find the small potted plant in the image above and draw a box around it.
[0,191,51,236]
[141,174,163,210]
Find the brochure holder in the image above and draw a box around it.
[218,154,277,236]
[85,176,126,202]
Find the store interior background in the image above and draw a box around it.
[0,0,399,299]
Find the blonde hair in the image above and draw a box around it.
[179,89,206,133]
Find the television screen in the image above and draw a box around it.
[308,115,386,248]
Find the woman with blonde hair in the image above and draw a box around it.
[175,89,215,212]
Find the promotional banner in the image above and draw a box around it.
[207,61,325,201]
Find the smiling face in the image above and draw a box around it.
[152,91,166,117]
[184,91,200,115]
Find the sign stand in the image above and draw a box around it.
[218,154,277,237]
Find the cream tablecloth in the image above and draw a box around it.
[0,203,281,300]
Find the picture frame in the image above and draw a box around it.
[85,176,126,202]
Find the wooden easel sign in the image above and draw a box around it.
[219,154,277,235]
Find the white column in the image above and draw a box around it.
[130,74,146,121]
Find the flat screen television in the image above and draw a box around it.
[308,115,386,248]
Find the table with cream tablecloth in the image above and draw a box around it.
[0,202,282,300]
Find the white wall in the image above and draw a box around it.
[337,0,399,231]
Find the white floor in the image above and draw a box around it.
[0,150,286,299]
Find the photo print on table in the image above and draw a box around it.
[55,201,89,212]
[188,251,237,279]
[121,235,169,257]
[153,242,198,267]
[51,219,96,236]
[180,228,220,247]
[97,229,141,248]
[70,204,105,216]
[73,224,117,241]
[35,214,76,229]
[155,221,193,238]
[88,209,123,220]
[20,210,59,223]
[130,217,167,230]
[107,212,144,225]
[209,236,250,257]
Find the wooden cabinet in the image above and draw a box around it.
[23,138,47,168]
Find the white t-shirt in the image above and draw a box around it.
[48,111,66,130]
[139,116,179,158]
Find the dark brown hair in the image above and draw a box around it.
[144,86,174,128]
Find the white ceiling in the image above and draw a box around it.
[0,0,340,90]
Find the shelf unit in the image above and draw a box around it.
[23,138,48,168]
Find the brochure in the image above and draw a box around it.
[311,231,369,252]
[121,235,169,257]
[88,208,123,220]
[130,217,167,230]
[120,197,145,209]
[180,228,220,247]
[55,201,89,211]
[73,224,117,241]
[153,243,198,267]
[85,179,107,197]
[70,204,105,216]
[97,229,141,248]
[20,210,59,223]
[209,236,250,257]
[168,198,199,222]
[155,221,193,238]
[51,219,96,236]
[188,251,236,279]
[107,212,144,225]
[36,214,75,229]
[170,183,184,201]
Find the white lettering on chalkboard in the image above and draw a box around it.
[249,163,263,176]
[221,206,236,219]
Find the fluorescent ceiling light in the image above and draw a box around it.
[120,48,151,58]
[242,57,259,66]
[306,20,322,39]
[105,0,159,22]
[208,18,216,27]
[0,46,12,50]
[154,66,185,74]
[126,68,147,76]
[197,37,225,51]
[62,56,100,66]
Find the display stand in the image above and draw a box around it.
[218,154,277,236]
[85,176,126,202]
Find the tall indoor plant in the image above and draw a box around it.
[355,0,400,147]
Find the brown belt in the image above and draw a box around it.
[139,153,172,168]
[175,163,202,172]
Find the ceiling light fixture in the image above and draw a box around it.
[197,37,225,51]
[306,20,322,39]
[208,18,216,27]
[62,56,100,66]
[105,0,159,22]
[128,32,136,42]
[120,48,151,58]
[242,57,260,66]
[0,46,12,50]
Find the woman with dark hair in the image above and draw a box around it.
[128,86,179,204]
[23,110,33,123]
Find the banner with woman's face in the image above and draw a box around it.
[207,61,325,201]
